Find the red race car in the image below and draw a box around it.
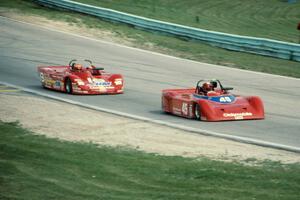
[162,79,264,121]
[37,59,124,94]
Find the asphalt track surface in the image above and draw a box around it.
[1,17,300,151]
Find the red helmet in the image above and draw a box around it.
[202,82,213,92]
[73,63,83,71]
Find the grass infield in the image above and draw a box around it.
[74,0,300,43]
[1,121,300,200]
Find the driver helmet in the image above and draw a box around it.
[202,82,213,92]
[72,63,83,71]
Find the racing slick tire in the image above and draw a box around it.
[194,103,201,120]
[65,78,73,94]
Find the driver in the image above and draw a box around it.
[72,63,83,71]
[200,82,213,95]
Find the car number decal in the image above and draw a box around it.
[193,94,236,104]
[182,102,188,115]
[219,96,232,103]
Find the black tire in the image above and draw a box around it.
[65,78,73,94]
[194,103,201,120]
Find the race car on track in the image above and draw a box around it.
[162,79,264,121]
[37,59,124,94]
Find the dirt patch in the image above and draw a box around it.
[0,92,299,164]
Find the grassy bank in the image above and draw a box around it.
[1,121,300,200]
[0,0,300,78]
[75,0,300,43]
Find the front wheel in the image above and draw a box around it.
[65,78,73,94]
[194,104,201,120]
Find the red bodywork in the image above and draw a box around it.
[37,65,124,94]
[162,81,264,121]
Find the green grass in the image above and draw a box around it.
[0,0,300,78]
[74,0,300,43]
[1,121,300,200]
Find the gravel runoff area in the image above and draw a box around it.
[1,92,299,164]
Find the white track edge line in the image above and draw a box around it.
[1,81,299,153]
[1,16,299,81]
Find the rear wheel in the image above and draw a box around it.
[194,104,201,120]
[65,78,73,94]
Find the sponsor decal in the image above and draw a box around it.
[182,103,188,115]
[95,82,111,86]
[39,73,44,82]
[74,79,85,86]
[193,94,236,104]
[54,81,61,88]
[45,78,55,86]
[91,86,107,92]
[223,112,253,120]
[52,82,60,89]
[93,78,112,87]
[114,79,123,85]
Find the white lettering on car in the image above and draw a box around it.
[223,112,253,119]
[182,102,188,116]
[40,73,44,82]
[114,79,123,85]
